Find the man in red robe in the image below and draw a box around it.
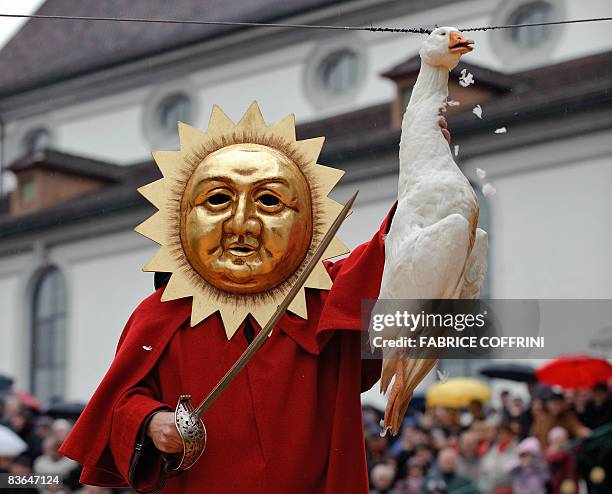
[60,208,392,493]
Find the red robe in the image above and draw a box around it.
[60,206,394,493]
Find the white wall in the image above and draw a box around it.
[464,128,612,299]
[50,231,157,401]
[0,229,157,400]
[0,273,25,385]
[0,250,41,390]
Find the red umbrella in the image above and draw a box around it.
[537,355,612,390]
[13,390,42,412]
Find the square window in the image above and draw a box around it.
[19,177,36,203]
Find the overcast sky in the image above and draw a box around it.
[0,0,46,50]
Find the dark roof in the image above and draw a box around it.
[0,194,9,215]
[299,103,391,142]
[1,50,611,240]
[0,159,159,238]
[381,55,519,92]
[0,0,348,97]
[522,49,612,91]
[7,149,125,182]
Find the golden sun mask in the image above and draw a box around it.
[135,102,349,338]
[180,143,313,294]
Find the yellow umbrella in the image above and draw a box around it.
[426,377,491,409]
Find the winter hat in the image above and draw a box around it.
[517,437,542,457]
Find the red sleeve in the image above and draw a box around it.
[318,202,396,332]
[108,369,170,485]
[324,203,396,391]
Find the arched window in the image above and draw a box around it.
[155,93,193,136]
[21,127,52,155]
[506,1,554,49]
[31,266,67,404]
[318,50,359,94]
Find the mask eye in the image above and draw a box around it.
[258,194,280,206]
[256,193,283,212]
[439,31,446,36]
[207,193,231,206]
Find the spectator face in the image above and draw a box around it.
[51,419,71,441]
[546,397,565,416]
[414,428,431,446]
[437,448,458,473]
[500,391,510,408]
[408,464,424,478]
[509,420,523,437]
[468,400,483,418]
[431,429,448,450]
[497,425,514,445]
[371,464,395,490]
[483,423,497,443]
[510,398,523,416]
[415,445,434,465]
[459,431,478,455]
[401,424,416,442]
[547,426,569,451]
[2,396,21,420]
[363,408,379,426]
[519,451,532,467]
[0,455,14,471]
[9,412,26,432]
[531,398,545,416]
[367,434,388,456]
[43,437,63,461]
[592,384,608,406]
[574,389,591,408]
[432,407,449,426]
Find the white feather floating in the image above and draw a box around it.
[482,183,497,197]
[476,168,487,180]
[494,127,507,134]
[436,369,450,383]
[459,68,475,87]
[454,145,460,157]
[472,105,483,119]
[447,100,461,107]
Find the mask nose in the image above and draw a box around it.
[225,195,261,237]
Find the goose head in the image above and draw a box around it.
[419,27,474,69]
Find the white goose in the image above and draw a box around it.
[377,27,489,434]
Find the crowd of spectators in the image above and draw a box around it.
[364,382,612,494]
[1,379,611,493]
[0,394,125,494]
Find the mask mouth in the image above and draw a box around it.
[228,244,256,257]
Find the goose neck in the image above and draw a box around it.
[410,61,449,104]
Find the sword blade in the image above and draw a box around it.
[193,190,359,418]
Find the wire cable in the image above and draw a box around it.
[0,12,611,35]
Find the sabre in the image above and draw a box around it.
[167,190,359,472]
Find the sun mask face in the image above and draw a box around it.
[135,102,349,338]
[180,143,313,294]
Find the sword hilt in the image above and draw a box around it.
[167,395,207,472]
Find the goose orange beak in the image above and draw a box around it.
[449,31,474,54]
